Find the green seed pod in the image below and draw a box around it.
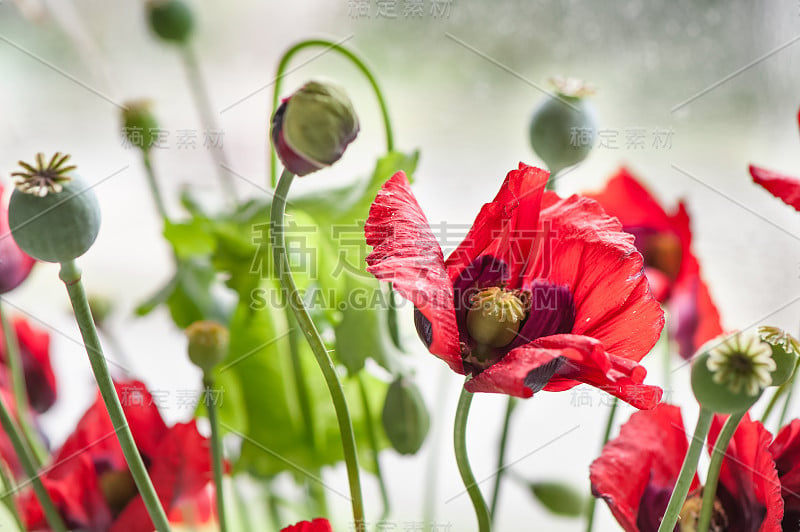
[121,100,159,152]
[186,320,229,373]
[271,80,360,176]
[759,326,800,387]
[147,0,194,44]
[528,77,597,176]
[381,377,430,455]
[528,480,586,517]
[691,332,775,414]
[8,153,101,263]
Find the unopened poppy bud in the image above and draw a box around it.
[271,80,359,176]
[758,326,800,387]
[691,331,775,413]
[147,0,194,44]
[8,153,101,263]
[381,377,430,455]
[121,100,159,152]
[186,320,229,373]
[528,77,597,177]
[528,480,586,517]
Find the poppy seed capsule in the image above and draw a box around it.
[271,80,359,176]
[759,325,800,387]
[466,287,527,349]
[121,100,159,152]
[147,0,194,44]
[186,320,229,373]
[8,154,101,264]
[529,77,597,176]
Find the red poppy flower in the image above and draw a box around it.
[584,167,723,359]
[365,163,664,409]
[590,404,783,531]
[281,518,334,532]
[22,380,216,532]
[768,419,800,528]
[0,316,57,413]
[749,107,800,211]
[0,182,35,294]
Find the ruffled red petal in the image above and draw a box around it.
[365,172,461,372]
[11,316,57,413]
[750,164,800,212]
[769,419,800,515]
[526,196,664,363]
[708,414,783,532]
[444,163,550,285]
[589,404,694,532]
[281,518,334,532]
[583,167,672,232]
[111,421,214,532]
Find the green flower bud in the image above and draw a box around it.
[381,377,430,455]
[528,77,597,176]
[121,100,159,152]
[691,331,775,414]
[186,320,229,373]
[8,153,101,263]
[759,326,800,387]
[147,0,194,44]
[528,480,586,518]
[88,294,114,327]
[271,80,360,176]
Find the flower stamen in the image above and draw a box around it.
[466,286,528,350]
[706,331,775,397]
[11,152,75,197]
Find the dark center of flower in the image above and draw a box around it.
[678,490,728,532]
[99,469,138,516]
[628,227,682,281]
[466,287,528,352]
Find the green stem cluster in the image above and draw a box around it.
[697,412,743,532]
[270,169,365,530]
[58,260,171,531]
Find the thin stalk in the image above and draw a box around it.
[762,386,786,426]
[489,396,517,521]
[454,386,491,532]
[778,380,796,428]
[697,412,744,532]
[0,458,25,531]
[0,395,66,531]
[58,260,171,531]
[657,408,713,532]
[585,398,619,532]
[357,371,390,523]
[180,45,238,202]
[202,374,227,532]
[270,169,364,530]
[0,301,48,466]
[141,151,171,223]
[270,39,395,188]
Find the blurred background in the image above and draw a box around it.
[2,0,799,529]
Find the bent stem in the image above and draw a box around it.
[489,396,517,521]
[697,412,744,532]
[585,398,618,532]
[203,374,228,532]
[0,301,48,466]
[58,260,171,532]
[454,386,491,532]
[270,39,395,188]
[657,407,713,532]
[0,395,65,531]
[270,168,365,530]
[0,458,24,531]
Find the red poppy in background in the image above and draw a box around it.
[22,380,216,532]
[590,404,783,532]
[0,316,57,413]
[749,107,800,212]
[768,418,800,528]
[584,168,723,359]
[0,182,35,294]
[366,163,664,409]
[281,518,334,532]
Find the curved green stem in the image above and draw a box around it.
[180,45,238,202]
[270,169,365,530]
[454,386,491,532]
[58,261,171,531]
[697,412,743,532]
[657,408,713,532]
[489,396,517,521]
[0,457,25,531]
[357,371,390,523]
[778,379,796,429]
[270,39,395,188]
[0,394,65,531]
[585,398,618,532]
[141,151,171,224]
[202,374,227,532]
[0,301,48,466]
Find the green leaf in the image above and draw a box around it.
[164,219,215,260]
[528,480,587,517]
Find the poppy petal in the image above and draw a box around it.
[281,518,334,532]
[589,404,695,532]
[750,164,800,212]
[11,316,57,413]
[365,172,461,372]
[0,183,35,294]
[769,419,800,517]
[582,167,672,232]
[708,414,783,532]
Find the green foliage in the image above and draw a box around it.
[528,480,587,518]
